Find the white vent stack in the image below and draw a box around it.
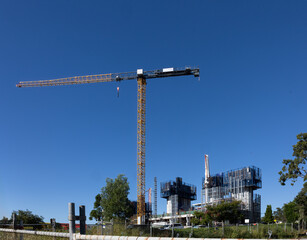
[204,154,210,204]
[204,154,210,184]
[148,188,152,205]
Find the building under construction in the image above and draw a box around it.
[201,156,262,223]
[161,177,196,215]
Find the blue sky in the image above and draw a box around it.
[0,0,306,223]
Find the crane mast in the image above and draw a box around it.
[137,77,146,224]
[16,67,199,224]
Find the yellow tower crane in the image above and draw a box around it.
[16,67,200,224]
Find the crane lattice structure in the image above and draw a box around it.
[17,67,200,224]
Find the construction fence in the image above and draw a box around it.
[0,222,306,240]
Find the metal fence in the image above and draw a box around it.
[0,228,305,240]
[1,222,306,240]
[0,228,69,239]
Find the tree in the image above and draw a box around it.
[12,210,44,225]
[283,201,298,223]
[89,194,103,221]
[273,183,306,225]
[294,182,307,214]
[89,174,133,222]
[203,201,243,224]
[273,207,285,222]
[216,201,242,224]
[0,217,11,224]
[263,205,274,224]
[279,133,307,186]
[293,182,307,226]
[191,211,204,225]
[10,210,44,229]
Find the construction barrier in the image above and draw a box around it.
[0,227,69,237]
[0,228,305,240]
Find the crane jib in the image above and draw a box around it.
[16,67,199,87]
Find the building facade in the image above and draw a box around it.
[201,166,262,223]
[161,177,196,216]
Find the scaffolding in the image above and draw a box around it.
[161,177,196,215]
[202,166,262,222]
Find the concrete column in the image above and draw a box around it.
[12,213,17,240]
[68,203,76,240]
[79,205,86,235]
[249,188,254,223]
[19,220,23,240]
[51,218,56,240]
[12,213,17,230]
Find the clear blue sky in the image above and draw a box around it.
[0,0,306,223]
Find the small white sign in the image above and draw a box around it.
[245,219,250,224]
[162,68,174,73]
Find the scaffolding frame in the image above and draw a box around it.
[161,177,197,215]
[202,166,262,222]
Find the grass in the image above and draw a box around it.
[86,223,304,238]
[175,224,302,239]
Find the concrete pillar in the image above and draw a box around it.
[12,213,17,230]
[68,203,76,240]
[249,188,254,223]
[19,220,23,240]
[79,205,86,235]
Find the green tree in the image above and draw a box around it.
[273,183,306,225]
[89,174,133,221]
[11,210,44,229]
[205,201,243,224]
[201,212,213,225]
[89,194,103,221]
[293,182,307,226]
[263,205,274,224]
[283,201,298,223]
[191,211,213,226]
[12,210,44,224]
[218,201,242,224]
[279,133,307,186]
[273,207,285,222]
[0,217,11,224]
[191,211,204,225]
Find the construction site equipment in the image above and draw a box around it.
[16,67,200,224]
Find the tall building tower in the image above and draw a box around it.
[161,177,196,215]
[202,166,262,223]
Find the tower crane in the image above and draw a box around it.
[16,66,200,224]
